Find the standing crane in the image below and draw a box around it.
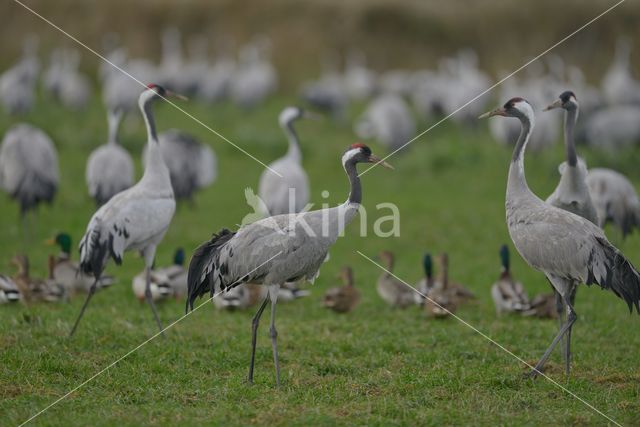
[0,124,59,240]
[86,109,134,206]
[587,168,640,239]
[187,143,392,385]
[544,91,599,329]
[70,84,184,337]
[143,129,217,201]
[481,97,640,376]
[258,106,316,216]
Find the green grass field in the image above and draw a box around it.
[1,94,640,426]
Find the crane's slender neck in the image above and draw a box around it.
[507,114,534,195]
[564,107,578,167]
[107,111,122,145]
[282,119,302,162]
[344,160,362,205]
[140,95,158,144]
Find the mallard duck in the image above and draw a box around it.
[434,253,475,303]
[132,248,188,302]
[491,244,530,315]
[47,232,114,295]
[154,248,187,298]
[523,293,559,319]
[415,253,434,305]
[424,288,457,318]
[11,254,65,303]
[213,282,268,310]
[323,266,360,313]
[376,250,415,308]
[0,274,21,303]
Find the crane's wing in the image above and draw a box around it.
[79,189,175,276]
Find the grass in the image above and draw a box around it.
[1,93,640,426]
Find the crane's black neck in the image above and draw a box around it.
[564,107,578,167]
[283,120,301,162]
[344,159,362,205]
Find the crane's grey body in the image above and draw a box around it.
[71,86,178,337]
[587,168,640,238]
[0,124,59,216]
[0,37,39,115]
[258,107,311,216]
[188,143,390,385]
[86,109,134,206]
[483,98,640,376]
[143,129,217,200]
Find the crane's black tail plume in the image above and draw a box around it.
[187,228,236,313]
[588,237,640,313]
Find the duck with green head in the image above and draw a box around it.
[47,232,114,295]
[491,244,530,315]
[415,253,434,304]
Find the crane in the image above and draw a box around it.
[187,143,392,385]
[481,97,640,376]
[70,84,184,337]
[86,108,134,205]
[0,123,59,240]
[258,106,316,216]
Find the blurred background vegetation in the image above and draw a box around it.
[2,0,640,90]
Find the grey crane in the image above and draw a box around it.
[86,109,134,206]
[258,106,315,216]
[70,84,183,337]
[587,168,640,238]
[229,37,278,109]
[0,36,39,115]
[143,129,217,201]
[602,37,640,106]
[187,143,392,385]
[0,123,58,238]
[481,97,640,376]
[544,90,599,328]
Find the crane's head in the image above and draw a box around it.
[342,143,393,169]
[278,106,321,127]
[142,83,188,102]
[479,97,534,121]
[543,90,578,112]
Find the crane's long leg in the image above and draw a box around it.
[554,289,566,364]
[69,278,99,337]
[144,266,165,337]
[564,285,578,376]
[248,294,270,384]
[268,285,281,386]
[528,293,577,378]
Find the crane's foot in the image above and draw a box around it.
[523,367,543,379]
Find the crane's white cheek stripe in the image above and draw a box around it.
[341,148,361,168]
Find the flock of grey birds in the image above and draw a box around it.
[1,30,640,384]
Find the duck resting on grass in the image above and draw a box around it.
[323,266,360,313]
[376,250,416,308]
[491,244,530,315]
[47,232,114,295]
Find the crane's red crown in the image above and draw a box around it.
[504,97,526,109]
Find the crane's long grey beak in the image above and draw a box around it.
[166,90,189,101]
[543,100,563,111]
[368,155,394,170]
[478,108,507,119]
